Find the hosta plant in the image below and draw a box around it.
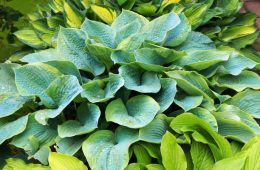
[0,10,260,169]
[13,0,259,55]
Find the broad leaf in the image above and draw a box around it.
[82,127,139,170]
[119,64,161,93]
[34,75,82,125]
[161,131,187,170]
[48,152,88,170]
[105,95,160,128]
[58,103,101,138]
[0,115,28,144]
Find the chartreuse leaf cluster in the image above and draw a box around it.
[0,8,259,170]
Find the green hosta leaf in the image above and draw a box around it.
[125,163,146,170]
[139,114,171,143]
[91,5,117,25]
[140,142,161,159]
[132,144,151,164]
[176,31,215,51]
[34,75,82,125]
[63,1,84,28]
[14,29,47,49]
[161,131,187,170]
[191,141,215,170]
[3,158,50,170]
[48,152,88,170]
[11,114,57,158]
[171,113,232,161]
[174,93,203,112]
[0,94,31,118]
[0,63,20,93]
[150,78,177,112]
[146,164,165,170]
[56,137,84,155]
[82,127,139,170]
[175,50,229,70]
[58,103,101,138]
[81,74,124,103]
[105,95,160,128]
[164,13,191,47]
[190,107,218,131]
[226,89,260,118]
[119,64,161,93]
[212,70,260,92]
[57,28,105,76]
[0,115,28,144]
[135,47,185,72]
[15,63,62,107]
[166,70,215,109]
[220,26,256,42]
[142,12,180,43]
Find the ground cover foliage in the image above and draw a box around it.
[0,0,260,170]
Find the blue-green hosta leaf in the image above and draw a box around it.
[11,114,57,148]
[114,19,143,46]
[164,13,191,47]
[191,141,215,170]
[166,70,215,110]
[213,111,256,143]
[171,113,232,161]
[81,19,115,48]
[57,28,105,76]
[81,74,124,103]
[201,49,256,77]
[0,63,20,93]
[212,70,260,92]
[226,89,260,118]
[105,95,160,128]
[176,31,215,51]
[116,33,146,52]
[33,146,51,165]
[161,131,187,170]
[21,49,60,63]
[174,93,203,112]
[45,60,82,84]
[139,114,172,143]
[3,158,50,170]
[111,10,148,29]
[150,78,177,112]
[35,75,82,125]
[82,127,139,170]
[58,103,101,138]
[119,64,161,93]
[15,63,62,107]
[135,47,185,72]
[190,107,218,131]
[0,94,32,118]
[217,104,260,134]
[174,50,229,70]
[142,12,180,43]
[48,152,88,170]
[111,50,136,64]
[56,137,85,156]
[0,115,28,144]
